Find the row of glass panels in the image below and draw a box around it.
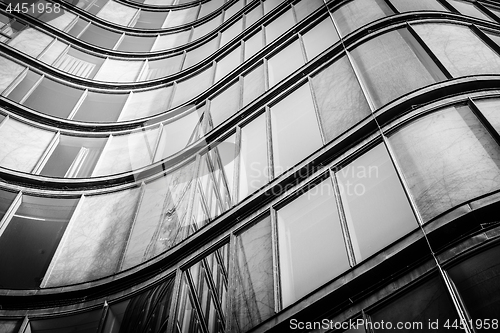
[1,98,500,290]
[1,21,500,180]
[1,201,499,333]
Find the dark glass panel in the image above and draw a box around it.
[24,78,83,119]
[0,195,78,289]
[277,179,350,307]
[117,35,155,52]
[73,92,128,123]
[0,188,17,221]
[30,309,102,333]
[79,24,121,49]
[6,70,41,103]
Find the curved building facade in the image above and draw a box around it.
[0,0,500,331]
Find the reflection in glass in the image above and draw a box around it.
[243,64,265,107]
[0,195,78,289]
[117,35,155,52]
[239,113,268,201]
[118,87,172,121]
[389,106,500,221]
[278,179,350,307]
[171,66,214,108]
[210,82,240,127]
[336,144,418,262]
[270,83,322,175]
[233,215,275,332]
[6,70,41,103]
[268,40,304,87]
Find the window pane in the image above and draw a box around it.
[199,0,224,17]
[191,14,223,40]
[224,0,244,21]
[333,0,393,37]
[244,30,263,60]
[215,45,242,82]
[413,23,500,77]
[54,48,104,79]
[302,17,339,60]
[311,56,371,142]
[118,87,172,121]
[79,24,121,49]
[0,55,24,94]
[92,127,159,176]
[40,135,106,178]
[265,8,295,44]
[8,28,53,58]
[171,66,214,108]
[371,277,460,332]
[271,83,322,175]
[448,246,500,326]
[351,28,441,108]
[278,179,350,307]
[391,0,447,12]
[0,320,22,333]
[221,18,243,46]
[0,118,54,173]
[133,10,168,29]
[0,188,17,221]
[73,92,128,123]
[245,4,263,28]
[39,39,67,66]
[448,0,494,22]
[94,59,143,82]
[243,64,265,107]
[152,31,191,50]
[336,144,418,261]
[140,55,184,81]
[183,37,219,69]
[0,195,78,289]
[294,0,324,22]
[388,105,500,222]
[210,81,240,127]
[475,99,500,134]
[117,34,155,52]
[42,188,141,287]
[164,6,199,27]
[38,9,77,31]
[6,70,41,103]
[121,162,194,270]
[268,40,304,87]
[233,216,275,332]
[96,1,137,26]
[239,113,268,200]
[24,78,83,119]
[30,309,102,333]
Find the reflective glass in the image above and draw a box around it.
[244,30,264,60]
[278,179,350,307]
[0,55,24,94]
[475,99,500,134]
[264,0,281,14]
[73,92,128,123]
[8,27,53,58]
[39,40,67,66]
[265,8,295,44]
[183,37,219,69]
[215,45,242,82]
[245,3,263,28]
[389,105,500,222]
[224,0,244,21]
[336,144,418,261]
[79,24,121,49]
[191,14,223,40]
[294,0,324,22]
[221,18,243,46]
[302,17,339,60]
[210,81,240,127]
[268,40,304,87]
[152,31,191,50]
[134,10,168,29]
[164,6,199,27]
[233,215,275,332]
[311,56,371,142]
[94,59,143,82]
[96,0,137,26]
[6,70,41,103]
[141,55,184,81]
[0,188,17,222]
[171,66,214,108]
[243,64,265,107]
[448,0,494,22]
[40,135,107,178]
[239,113,268,201]
[30,309,103,333]
[391,0,447,12]
[54,48,104,79]
[117,35,155,52]
[271,83,322,175]
[118,87,172,121]
[68,17,89,37]
[199,0,224,17]
[0,195,78,289]
[333,0,393,36]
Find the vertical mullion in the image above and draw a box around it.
[265,106,274,181]
[226,232,237,332]
[270,206,281,312]
[233,126,242,203]
[166,268,186,333]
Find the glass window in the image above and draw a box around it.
[171,66,214,108]
[0,55,24,94]
[191,14,223,40]
[30,309,103,332]
[6,70,41,103]
[264,0,281,14]
[92,127,159,177]
[221,18,243,46]
[133,10,168,29]
[151,31,191,51]
[243,64,265,107]
[40,135,107,178]
[391,0,447,12]
[278,179,350,307]
[94,59,143,82]
[0,118,54,173]
[475,99,500,134]
[265,8,295,44]
[333,0,393,37]
[311,56,371,142]
[224,0,244,21]
[215,45,242,82]
[0,195,78,289]
[140,55,184,81]
[54,48,104,79]
[239,113,268,201]
[38,9,77,31]
[39,39,67,66]
[413,23,500,77]
[199,0,224,17]
[232,216,275,332]
[0,320,22,333]
[87,0,108,14]
[73,92,128,123]
[154,109,204,161]
[118,87,172,121]
[210,81,240,127]
[448,246,500,324]
[294,0,324,22]
[41,188,141,287]
[8,27,53,58]
[371,276,460,332]
[336,143,418,261]
[389,105,500,222]
[302,17,339,60]
[210,134,237,205]
[0,188,17,222]
[351,28,443,108]
[117,34,155,52]
[164,6,199,27]
[448,0,494,22]
[183,37,219,69]
[96,0,137,26]
[68,17,89,38]
[245,3,263,28]
[244,30,264,60]
[267,40,305,87]
[271,83,323,175]
[120,162,195,270]
[79,24,121,49]
[24,78,83,119]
